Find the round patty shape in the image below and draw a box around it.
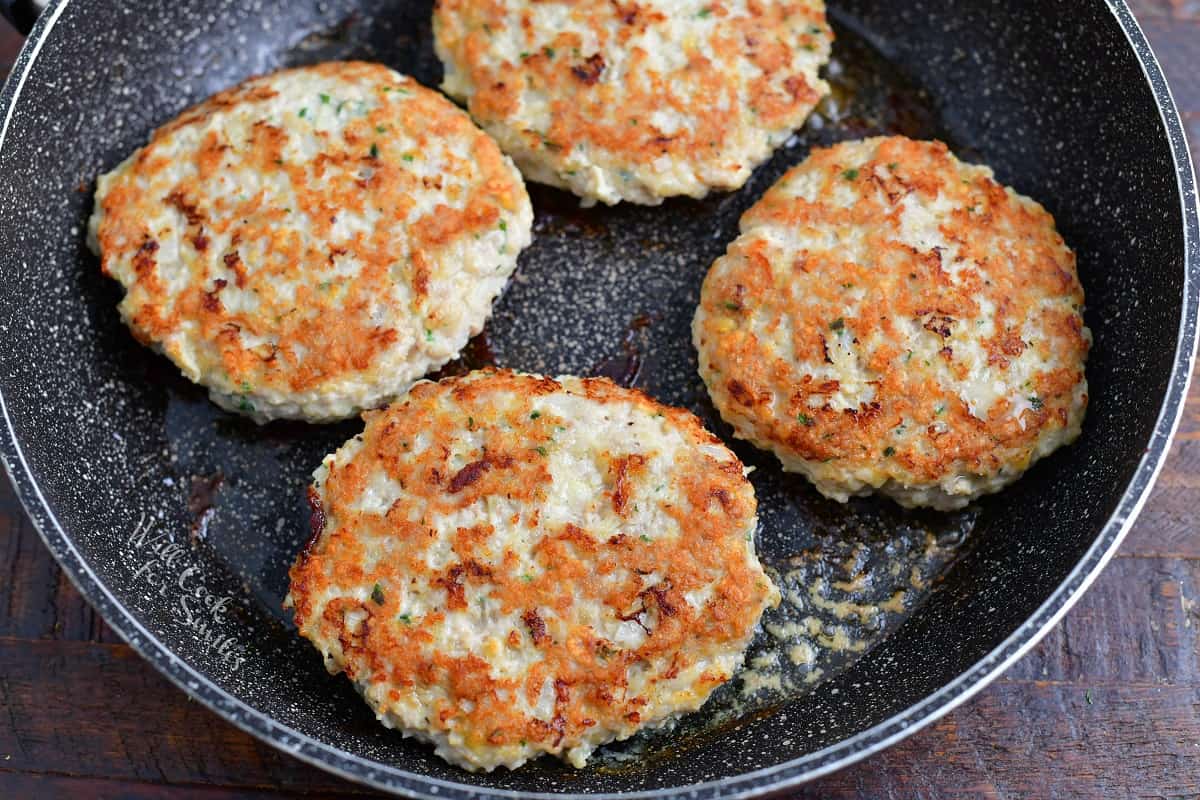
[693,136,1091,509]
[88,61,533,423]
[434,0,832,206]
[286,370,779,771]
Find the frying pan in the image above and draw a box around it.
[1,0,1196,796]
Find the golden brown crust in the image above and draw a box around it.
[288,370,775,764]
[434,0,831,203]
[92,62,530,419]
[695,137,1090,501]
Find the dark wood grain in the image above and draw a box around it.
[2,2,1199,797]
[0,639,375,794]
[0,774,370,800]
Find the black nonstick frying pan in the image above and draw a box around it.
[1,0,1197,797]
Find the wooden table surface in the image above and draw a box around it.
[2,4,1199,798]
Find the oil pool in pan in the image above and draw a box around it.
[157,14,980,768]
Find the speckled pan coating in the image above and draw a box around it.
[0,1,1195,799]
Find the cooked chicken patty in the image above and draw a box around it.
[88,61,532,423]
[694,136,1091,509]
[434,0,832,205]
[286,369,779,770]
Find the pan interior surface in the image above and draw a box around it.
[0,0,1191,796]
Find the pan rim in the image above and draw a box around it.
[1,0,1197,797]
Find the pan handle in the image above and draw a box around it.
[0,0,47,37]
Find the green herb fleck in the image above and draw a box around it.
[371,583,385,604]
[798,413,815,427]
[544,46,556,59]
[640,535,651,543]
[424,328,434,342]
[298,107,308,118]
[519,51,531,59]
[376,124,387,133]
[467,416,475,430]
[369,143,379,159]
[402,153,415,162]
[884,446,896,457]
[888,162,899,170]
[935,404,946,415]
[240,381,252,393]
[237,397,255,413]
[810,25,823,34]
[499,220,507,232]
[319,93,331,104]
[521,574,534,583]
[843,168,860,181]
[1085,689,1093,705]
[398,613,412,624]
[904,350,914,363]
[535,446,548,457]
[724,301,741,312]
[530,410,541,419]
[697,7,712,17]
[830,317,845,332]
[1029,396,1044,410]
